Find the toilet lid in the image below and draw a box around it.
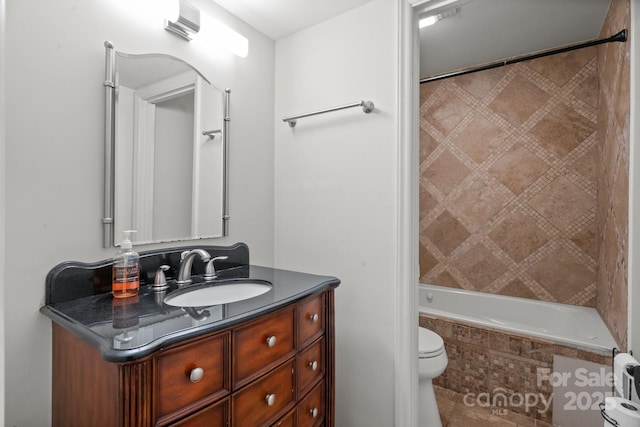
[419,327,444,357]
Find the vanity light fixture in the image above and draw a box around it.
[419,6,460,28]
[165,0,200,41]
[419,15,439,28]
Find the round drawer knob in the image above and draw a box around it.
[309,360,318,371]
[266,335,277,348]
[310,313,319,323]
[265,393,276,406]
[189,367,204,383]
[310,407,319,418]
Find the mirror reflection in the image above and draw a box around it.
[105,45,228,246]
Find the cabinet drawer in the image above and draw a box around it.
[271,407,296,427]
[297,336,325,397]
[298,294,324,348]
[298,380,325,427]
[169,397,228,427]
[232,359,295,427]
[233,307,295,388]
[156,333,229,420]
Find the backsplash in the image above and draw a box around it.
[419,0,630,350]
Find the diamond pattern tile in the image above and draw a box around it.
[422,88,472,137]
[419,46,604,307]
[573,145,597,183]
[572,73,598,108]
[500,279,538,299]
[488,145,549,195]
[488,211,550,263]
[489,75,550,126]
[419,127,438,164]
[419,244,439,277]
[453,179,509,232]
[424,210,470,256]
[530,103,596,158]
[527,248,595,303]
[453,114,506,163]
[454,66,507,99]
[432,270,461,288]
[454,243,508,290]
[526,47,596,86]
[570,222,597,259]
[424,150,471,195]
[419,185,438,222]
[527,176,595,231]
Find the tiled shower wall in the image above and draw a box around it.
[420,48,600,305]
[419,0,629,347]
[595,0,630,351]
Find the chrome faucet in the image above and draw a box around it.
[177,249,211,286]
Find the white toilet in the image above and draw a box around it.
[418,327,448,427]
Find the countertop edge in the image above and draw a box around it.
[41,278,340,363]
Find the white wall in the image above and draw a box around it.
[3,1,275,424]
[4,1,417,425]
[274,1,404,425]
[0,0,6,424]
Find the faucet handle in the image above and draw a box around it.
[204,256,229,281]
[177,249,211,286]
[152,265,170,291]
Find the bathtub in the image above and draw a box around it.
[419,283,618,423]
[419,283,618,354]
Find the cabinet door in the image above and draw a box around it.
[232,359,295,426]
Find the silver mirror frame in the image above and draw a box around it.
[102,41,230,248]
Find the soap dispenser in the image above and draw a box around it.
[112,230,140,298]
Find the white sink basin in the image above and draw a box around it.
[164,281,272,307]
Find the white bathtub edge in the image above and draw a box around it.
[418,284,619,355]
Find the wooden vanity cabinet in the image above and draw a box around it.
[51,289,335,427]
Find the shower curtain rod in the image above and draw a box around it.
[420,29,627,84]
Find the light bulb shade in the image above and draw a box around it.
[165,0,200,40]
[419,15,439,28]
[419,6,460,29]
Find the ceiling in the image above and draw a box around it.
[418,0,613,79]
[212,0,613,79]
[212,0,375,40]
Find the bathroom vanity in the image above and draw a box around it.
[41,243,339,427]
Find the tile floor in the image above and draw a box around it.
[435,386,553,427]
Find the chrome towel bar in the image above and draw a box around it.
[283,100,375,128]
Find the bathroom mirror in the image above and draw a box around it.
[103,42,230,247]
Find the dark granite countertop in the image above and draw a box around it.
[40,243,340,362]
